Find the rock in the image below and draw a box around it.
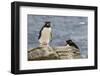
[54,46,80,59]
[28,46,60,61]
[28,46,80,61]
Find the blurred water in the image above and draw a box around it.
[28,15,88,58]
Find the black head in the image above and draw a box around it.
[66,40,73,45]
[44,22,51,27]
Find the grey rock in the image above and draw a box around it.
[28,46,59,60]
[28,46,80,61]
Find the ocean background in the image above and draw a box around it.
[28,15,88,58]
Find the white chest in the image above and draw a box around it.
[42,28,51,36]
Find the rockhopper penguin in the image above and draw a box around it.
[66,40,79,49]
[38,22,52,46]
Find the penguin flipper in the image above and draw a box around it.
[38,26,44,40]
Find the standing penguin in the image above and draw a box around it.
[38,22,52,46]
[66,40,79,49]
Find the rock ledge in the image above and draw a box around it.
[28,46,80,61]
